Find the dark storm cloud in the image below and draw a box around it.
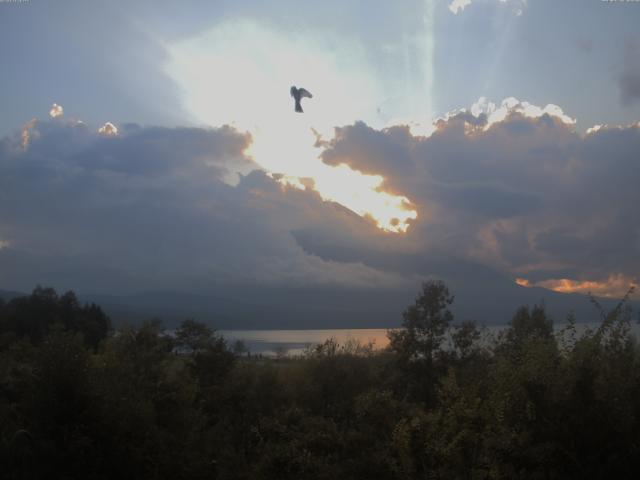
[0,119,410,295]
[321,122,415,180]
[316,110,640,288]
[432,182,540,218]
[0,109,638,325]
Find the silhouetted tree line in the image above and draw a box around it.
[1,282,639,479]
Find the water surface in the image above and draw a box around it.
[220,321,640,357]
[220,328,391,356]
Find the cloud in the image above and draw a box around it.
[317,99,640,296]
[0,118,413,295]
[49,103,64,118]
[164,19,419,232]
[619,43,640,106]
[0,2,191,137]
[470,96,575,127]
[449,0,473,15]
[449,0,526,15]
[20,118,37,150]
[98,122,118,136]
[518,274,637,299]
[0,96,638,308]
[586,124,604,135]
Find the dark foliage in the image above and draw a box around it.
[0,286,110,349]
[1,282,639,479]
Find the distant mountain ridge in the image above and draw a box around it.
[2,284,637,330]
[0,289,25,302]
[85,286,637,330]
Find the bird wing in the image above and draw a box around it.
[298,88,313,98]
[290,86,297,97]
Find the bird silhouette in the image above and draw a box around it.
[290,86,313,113]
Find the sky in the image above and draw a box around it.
[1,0,639,324]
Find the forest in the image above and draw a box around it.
[1,281,639,479]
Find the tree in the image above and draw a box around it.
[173,319,236,391]
[502,304,553,352]
[175,318,214,354]
[387,280,455,403]
[452,320,482,360]
[0,287,110,348]
[388,280,454,363]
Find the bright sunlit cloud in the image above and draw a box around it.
[516,274,638,299]
[165,20,418,232]
[471,96,576,127]
[449,0,473,14]
[247,121,417,231]
[98,122,118,136]
[49,103,64,118]
[449,0,527,16]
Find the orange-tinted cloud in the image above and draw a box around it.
[516,274,638,299]
[21,118,37,150]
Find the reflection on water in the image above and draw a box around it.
[219,329,391,357]
[220,322,640,357]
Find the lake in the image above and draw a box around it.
[219,328,391,356]
[220,321,640,357]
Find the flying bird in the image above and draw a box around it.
[290,86,313,113]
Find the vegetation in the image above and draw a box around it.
[1,282,639,479]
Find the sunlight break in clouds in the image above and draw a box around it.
[165,20,417,232]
